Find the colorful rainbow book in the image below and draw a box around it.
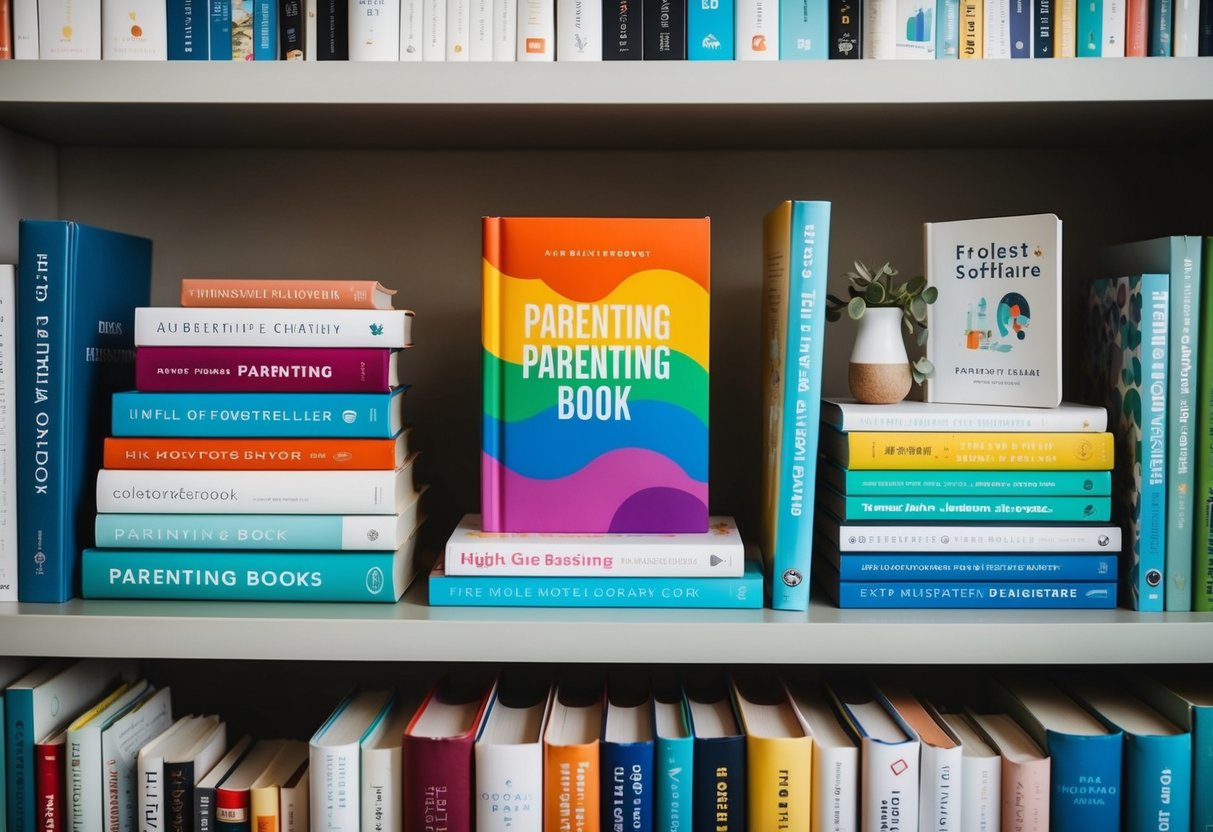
[481,216,710,533]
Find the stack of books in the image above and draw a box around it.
[813,398,1122,609]
[78,278,424,603]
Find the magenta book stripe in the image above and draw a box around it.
[135,346,398,392]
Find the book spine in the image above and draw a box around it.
[279,0,305,56]
[68,728,104,832]
[135,346,397,393]
[937,0,960,55]
[826,521,1123,553]
[1175,0,1202,49]
[543,743,599,832]
[687,0,733,56]
[81,549,410,602]
[133,308,412,349]
[362,748,403,832]
[42,0,102,58]
[255,0,278,57]
[474,743,541,832]
[1123,734,1191,832]
[95,467,411,515]
[829,0,862,55]
[896,0,936,56]
[557,0,603,56]
[12,0,38,56]
[1194,702,1213,828]
[642,0,685,56]
[429,565,762,607]
[317,0,351,56]
[917,743,962,832]
[1000,757,1049,832]
[1008,0,1030,52]
[831,579,1118,608]
[1135,276,1169,612]
[308,746,358,831]
[95,511,415,551]
[102,436,402,471]
[1054,0,1075,52]
[822,403,1108,432]
[211,0,234,57]
[824,493,1112,523]
[0,267,15,601]
[6,688,36,831]
[138,756,165,832]
[745,736,810,831]
[1198,0,1211,52]
[1047,731,1122,829]
[168,0,211,57]
[180,279,391,307]
[601,742,654,832]
[35,740,64,832]
[110,390,402,439]
[825,467,1113,496]
[958,754,997,832]
[233,0,254,58]
[983,0,1009,54]
[468,0,493,58]
[165,761,196,832]
[692,737,744,832]
[0,0,12,57]
[349,0,401,55]
[735,0,777,56]
[858,737,920,832]
[1100,0,1124,51]
[1124,0,1147,51]
[447,0,471,57]
[1075,0,1101,52]
[403,736,475,832]
[654,736,692,832]
[824,429,1115,470]
[960,0,982,54]
[780,0,829,57]
[214,786,250,832]
[444,537,743,577]
[516,0,554,57]
[1034,0,1053,52]
[831,552,1117,582]
[602,0,643,57]
[490,0,516,55]
[1198,238,1213,611]
[863,0,895,55]
[1166,238,1202,611]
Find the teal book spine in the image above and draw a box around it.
[93,513,409,550]
[1193,238,1213,611]
[254,0,277,57]
[819,461,1112,496]
[936,0,960,55]
[825,575,1118,609]
[655,719,693,831]
[81,548,412,602]
[1077,0,1103,53]
[819,487,1112,522]
[687,0,734,56]
[15,220,152,603]
[1195,699,1213,830]
[779,0,829,57]
[5,688,33,832]
[1124,732,1191,832]
[1046,730,1123,830]
[110,389,404,438]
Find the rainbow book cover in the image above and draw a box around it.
[481,216,710,533]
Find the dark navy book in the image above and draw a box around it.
[602,678,655,832]
[168,0,210,58]
[604,0,643,58]
[685,676,746,832]
[643,0,686,57]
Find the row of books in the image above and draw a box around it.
[7,0,1210,61]
[7,657,1212,832]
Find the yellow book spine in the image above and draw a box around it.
[1055,0,1077,55]
[66,681,133,730]
[250,786,279,832]
[960,0,983,57]
[746,735,813,832]
[835,431,1114,470]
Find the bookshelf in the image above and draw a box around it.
[0,59,1211,676]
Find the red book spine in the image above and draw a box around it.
[134,346,398,392]
[402,735,476,832]
[34,741,64,832]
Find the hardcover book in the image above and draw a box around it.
[780,0,828,58]
[103,0,169,58]
[361,692,422,832]
[817,486,1112,523]
[1129,670,1213,830]
[603,0,642,58]
[601,681,655,832]
[731,673,811,832]
[0,266,14,601]
[823,568,1118,609]
[642,0,684,56]
[100,685,174,832]
[682,675,745,832]
[934,710,1000,832]
[214,739,289,832]
[557,0,602,58]
[899,0,938,56]
[474,673,551,832]
[815,511,1123,553]
[34,727,67,832]
[736,0,778,56]
[761,199,831,611]
[135,345,403,392]
[481,216,710,533]
[650,675,693,832]
[516,0,553,57]
[543,676,604,832]
[134,306,414,348]
[937,0,960,55]
[966,711,1048,832]
[786,679,859,832]
[1034,0,1053,53]
[15,220,152,602]
[1199,238,1213,611]
[248,742,308,832]
[350,0,402,57]
[878,682,963,832]
[1086,273,1169,612]
[65,678,151,832]
[309,688,394,831]
[103,431,411,470]
[39,0,102,57]
[817,459,1113,497]
[924,213,1062,407]
[829,0,862,55]
[196,734,254,832]
[168,0,210,56]
[687,0,732,56]
[820,397,1107,432]
[960,0,982,54]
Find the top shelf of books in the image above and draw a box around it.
[1,59,1211,150]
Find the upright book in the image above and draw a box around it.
[361,691,425,832]
[966,710,1049,832]
[1199,237,1213,611]
[933,709,1000,832]
[650,674,693,832]
[0,265,15,601]
[923,213,1063,408]
[543,675,604,832]
[683,674,745,832]
[731,673,811,832]
[785,678,859,832]
[474,673,551,832]
[1129,670,1213,831]
[600,679,655,832]
[15,220,152,602]
[878,682,963,832]
[760,199,832,611]
[481,216,710,533]
[309,689,395,832]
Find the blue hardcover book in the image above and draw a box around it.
[760,199,831,611]
[254,0,277,57]
[1087,273,1169,612]
[817,485,1112,522]
[601,681,655,832]
[820,538,1118,582]
[15,220,151,603]
[1034,0,1053,53]
[427,557,764,608]
[819,460,1113,496]
[1131,672,1213,831]
[1009,0,1031,52]
[822,564,1118,609]
[1059,673,1191,832]
[1077,0,1103,52]
[687,0,734,56]
[651,674,693,832]
[936,0,960,54]
[210,0,233,56]
[780,0,829,57]
[993,673,1123,832]
[168,0,211,57]
[110,388,406,438]
[1100,237,1203,611]
[1150,0,1172,53]
[684,675,745,832]
[80,541,420,602]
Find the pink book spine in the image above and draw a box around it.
[135,346,397,392]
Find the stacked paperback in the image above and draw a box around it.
[79,278,424,602]
[814,398,1121,609]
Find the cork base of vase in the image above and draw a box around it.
[847,307,912,404]
[849,361,912,404]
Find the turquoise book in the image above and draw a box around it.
[935,0,960,55]
[818,459,1112,496]
[780,0,829,57]
[15,220,152,603]
[80,541,420,602]
[651,675,693,832]
[760,200,832,611]
[1086,273,1169,612]
[1101,236,1203,611]
[110,388,406,438]
[1198,237,1213,611]
[1077,0,1103,53]
[1130,671,1213,831]
[817,486,1112,522]
[688,0,734,57]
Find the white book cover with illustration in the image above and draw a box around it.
[924,213,1062,408]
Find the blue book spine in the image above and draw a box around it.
[16,221,151,604]
[823,491,1112,522]
[1123,733,1191,832]
[254,0,277,57]
[1195,704,1213,829]
[1009,0,1031,52]
[832,552,1117,582]
[655,732,693,831]
[830,578,1118,609]
[81,549,407,601]
[936,0,960,54]
[687,0,735,56]
[5,687,33,832]
[94,513,395,550]
[210,0,233,57]
[1150,0,1172,53]
[1166,238,1202,611]
[692,736,745,832]
[766,200,831,611]
[168,0,211,57]
[429,559,764,608]
[1034,0,1054,53]
[822,463,1112,496]
[1138,274,1169,613]
[1077,0,1103,52]
[602,740,655,832]
[1047,730,1123,831]
[779,0,829,57]
[110,389,403,438]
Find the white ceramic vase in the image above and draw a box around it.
[848,306,912,404]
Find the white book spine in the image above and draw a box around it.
[475,742,543,832]
[734,0,777,58]
[515,0,552,58]
[360,746,402,832]
[832,524,1122,553]
[102,688,174,832]
[281,773,309,832]
[822,401,1108,433]
[13,0,40,56]
[863,0,897,56]
[137,755,166,832]
[305,0,318,56]
[444,545,744,577]
[810,746,860,832]
[0,267,15,602]
[919,743,963,832]
[97,468,413,515]
[39,0,102,57]
[895,0,937,56]
[422,0,445,57]
[1173,0,1199,54]
[860,738,920,832]
[982,0,1010,56]
[102,0,168,58]
[350,0,402,57]
[1100,0,1124,54]
[960,754,999,831]
[399,0,423,55]
[556,0,601,58]
[133,308,414,349]
[468,0,492,57]
[308,745,359,831]
[69,684,150,832]
[446,0,470,56]
[491,0,516,56]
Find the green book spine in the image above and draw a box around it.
[1197,238,1213,611]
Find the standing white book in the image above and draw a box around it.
[101,686,174,832]
[360,692,422,832]
[138,715,222,832]
[787,680,860,832]
[350,0,401,57]
[967,711,1049,832]
[102,0,168,57]
[279,758,310,832]
[309,689,394,832]
[879,684,964,832]
[934,710,1001,832]
[12,0,40,56]
[515,0,552,58]
[1101,0,1125,55]
[422,0,446,57]
[924,213,1063,407]
[555,0,601,58]
[983,0,1010,55]
[67,679,151,832]
[895,0,937,56]
[305,0,318,55]
[863,0,897,56]
[1173,0,1200,53]
[250,741,309,832]
[133,307,415,349]
[399,0,424,55]
[38,0,102,57]
[446,0,470,56]
[821,397,1108,432]
[475,675,552,832]
[468,0,492,57]
[491,0,516,56]
[0,267,16,602]
[735,0,777,58]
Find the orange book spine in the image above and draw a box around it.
[0,0,12,58]
[179,278,396,309]
[543,743,599,832]
[102,436,402,470]
[1125,0,1148,54]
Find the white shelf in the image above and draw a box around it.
[1,59,1211,149]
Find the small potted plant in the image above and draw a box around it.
[826,261,938,404]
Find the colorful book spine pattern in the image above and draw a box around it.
[481,217,710,533]
[135,346,399,392]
